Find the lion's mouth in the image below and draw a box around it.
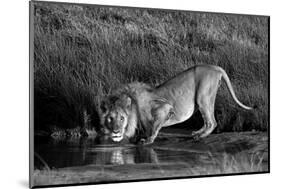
[111,133,123,142]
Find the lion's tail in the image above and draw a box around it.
[219,67,253,110]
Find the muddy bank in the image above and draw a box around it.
[33,131,268,186]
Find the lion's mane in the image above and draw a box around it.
[105,82,155,140]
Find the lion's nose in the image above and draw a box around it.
[112,130,119,134]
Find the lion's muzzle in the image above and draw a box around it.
[110,127,124,142]
[111,133,123,142]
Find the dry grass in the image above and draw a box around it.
[32,2,269,134]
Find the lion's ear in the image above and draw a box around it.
[100,100,108,114]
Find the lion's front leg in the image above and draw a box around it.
[139,99,174,145]
[139,122,162,145]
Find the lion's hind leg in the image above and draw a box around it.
[191,108,207,137]
[192,100,217,139]
[197,108,217,139]
[192,77,219,139]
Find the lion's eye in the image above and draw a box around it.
[120,116,124,121]
[107,117,112,123]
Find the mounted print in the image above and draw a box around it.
[29,0,269,188]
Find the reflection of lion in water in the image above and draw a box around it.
[99,65,252,144]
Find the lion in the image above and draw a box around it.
[99,82,172,142]
[99,64,253,144]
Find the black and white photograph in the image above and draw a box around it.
[29,1,269,188]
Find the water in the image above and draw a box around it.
[34,130,268,171]
[33,130,268,186]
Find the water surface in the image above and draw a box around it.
[33,129,268,186]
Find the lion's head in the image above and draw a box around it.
[99,94,138,142]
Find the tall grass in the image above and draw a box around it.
[33,2,268,134]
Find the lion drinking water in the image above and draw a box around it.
[99,65,253,144]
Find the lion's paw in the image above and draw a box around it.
[138,138,154,145]
[192,134,202,142]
